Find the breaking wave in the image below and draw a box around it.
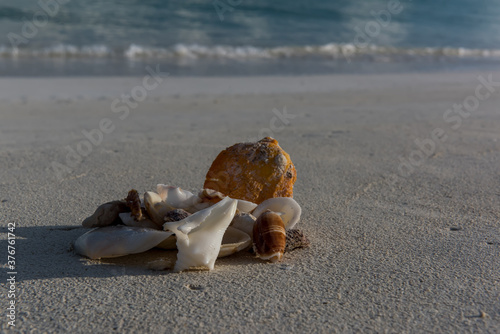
[2,43,500,62]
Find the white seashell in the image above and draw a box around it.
[163,196,237,272]
[218,226,252,258]
[183,201,212,213]
[236,199,258,213]
[119,212,159,229]
[167,188,259,214]
[185,198,257,214]
[198,189,256,212]
[198,188,225,202]
[157,184,201,210]
[252,197,301,229]
[230,212,256,239]
[144,191,175,226]
[183,189,224,213]
[74,226,173,259]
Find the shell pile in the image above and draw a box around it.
[74,137,309,272]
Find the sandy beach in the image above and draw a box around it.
[1,71,499,332]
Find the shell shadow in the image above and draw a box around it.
[7,225,259,281]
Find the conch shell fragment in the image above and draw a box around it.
[204,137,297,204]
[163,197,238,272]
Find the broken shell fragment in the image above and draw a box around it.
[285,229,310,252]
[157,184,201,210]
[218,226,252,258]
[198,188,225,204]
[119,212,159,230]
[82,200,130,228]
[156,226,251,255]
[230,212,257,239]
[253,210,286,263]
[163,196,238,272]
[236,199,258,213]
[195,189,258,213]
[74,226,173,259]
[204,137,297,204]
[252,197,301,229]
[125,189,143,221]
[144,191,175,227]
[163,209,191,222]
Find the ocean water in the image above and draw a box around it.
[1,0,500,76]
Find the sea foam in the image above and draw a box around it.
[1,43,500,62]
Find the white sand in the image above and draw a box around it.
[0,72,499,332]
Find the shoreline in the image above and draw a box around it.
[2,55,500,78]
[2,70,500,101]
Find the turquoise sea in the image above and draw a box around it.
[1,0,500,76]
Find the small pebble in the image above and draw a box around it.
[279,264,294,270]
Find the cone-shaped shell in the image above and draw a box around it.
[253,210,286,262]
